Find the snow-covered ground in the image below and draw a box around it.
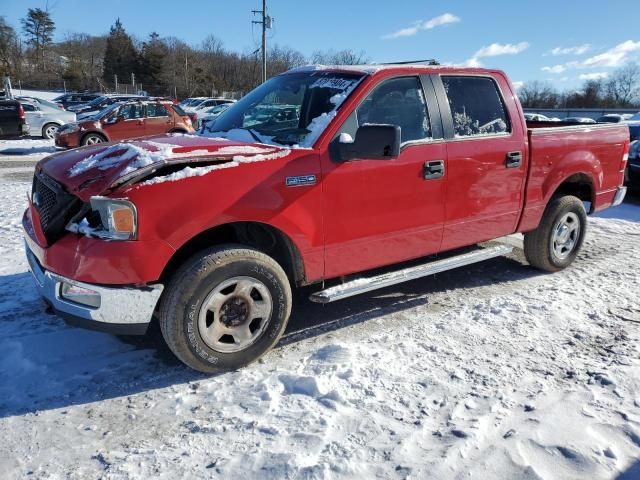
[0,166,639,478]
[11,89,63,101]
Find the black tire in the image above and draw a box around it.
[81,133,106,146]
[42,123,59,139]
[159,245,292,373]
[523,195,587,272]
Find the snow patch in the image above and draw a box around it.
[141,148,291,185]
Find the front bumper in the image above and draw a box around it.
[26,243,163,335]
[612,186,627,207]
[54,131,80,148]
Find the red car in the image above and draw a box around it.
[55,100,194,148]
[24,64,628,373]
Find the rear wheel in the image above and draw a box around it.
[159,245,292,373]
[523,195,587,272]
[81,133,105,146]
[42,123,59,139]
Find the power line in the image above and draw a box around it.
[252,0,273,83]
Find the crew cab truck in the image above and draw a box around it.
[23,64,629,373]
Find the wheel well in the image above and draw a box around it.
[160,222,306,286]
[552,173,595,212]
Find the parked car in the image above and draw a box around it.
[68,94,147,117]
[180,97,209,108]
[524,113,551,122]
[182,98,234,113]
[596,114,625,123]
[0,99,29,138]
[626,140,640,185]
[54,100,195,148]
[562,117,596,124]
[624,112,640,142]
[197,103,232,129]
[52,92,101,110]
[191,98,236,111]
[23,64,628,373]
[19,99,76,139]
[17,96,68,112]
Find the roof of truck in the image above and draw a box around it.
[285,63,503,76]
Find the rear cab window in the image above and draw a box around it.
[441,76,511,138]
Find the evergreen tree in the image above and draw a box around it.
[139,32,168,90]
[102,19,138,87]
[21,8,55,68]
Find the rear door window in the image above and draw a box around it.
[441,76,510,138]
[147,104,169,117]
[120,104,144,119]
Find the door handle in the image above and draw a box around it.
[506,151,522,168]
[424,160,445,180]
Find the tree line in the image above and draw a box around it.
[518,63,640,109]
[0,8,368,98]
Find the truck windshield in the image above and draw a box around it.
[203,71,365,147]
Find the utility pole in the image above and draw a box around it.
[114,74,118,93]
[252,0,272,83]
[131,72,135,93]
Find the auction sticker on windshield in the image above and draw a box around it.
[309,77,355,90]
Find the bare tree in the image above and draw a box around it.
[0,17,22,78]
[605,62,640,107]
[517,81,559,108]
[311,49,369,65]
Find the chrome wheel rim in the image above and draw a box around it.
[85,136,103,145]
[198,276,273,353]
[44,125,58,139]
[551,212,581,260]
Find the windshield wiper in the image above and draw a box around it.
[242,127,262,143]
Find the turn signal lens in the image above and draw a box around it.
[112,207,135,233]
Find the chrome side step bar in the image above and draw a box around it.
[309,244,513,304]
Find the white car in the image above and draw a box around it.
[198,103,232,129]
[18,98,76,139]
[524,113,551,122]
[183,98,236,113]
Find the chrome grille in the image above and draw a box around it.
[31,173,81,243]
[33,175,58,230]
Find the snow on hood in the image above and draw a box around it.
[140,146,291,185]
[37,133,289,199]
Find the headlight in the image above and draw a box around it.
[67,197,137,240]
[90,197,137,240]
[60,124,80,134]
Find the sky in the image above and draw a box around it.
[2,0,640,90]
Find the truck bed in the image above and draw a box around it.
[517,122,629,232]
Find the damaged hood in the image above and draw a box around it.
[37,134,288,201]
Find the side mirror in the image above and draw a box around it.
[332,124,401,162]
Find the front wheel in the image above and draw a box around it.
[523,195,587,272]
[81,133,105,146]
[159,245,292,373]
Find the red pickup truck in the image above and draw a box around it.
[23,64,629,372]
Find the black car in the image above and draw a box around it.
[0,99,29,138]
[52,92,101,109]
[67,94,147,116]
